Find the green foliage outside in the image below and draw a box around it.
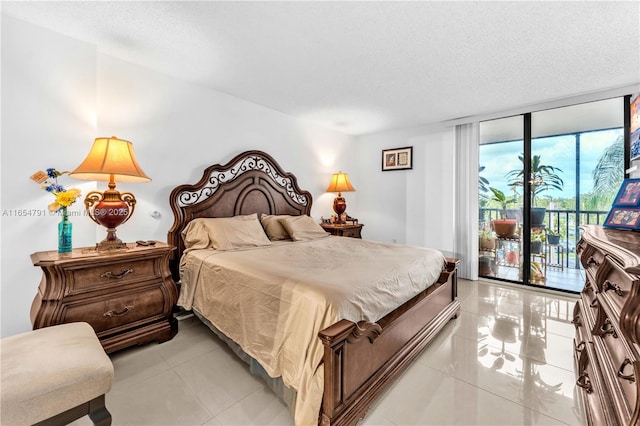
[479,134,624,248]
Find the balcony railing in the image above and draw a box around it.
[480,208,609,269]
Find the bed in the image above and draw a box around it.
[168,150,460,425]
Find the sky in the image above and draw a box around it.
[480,128,623,203]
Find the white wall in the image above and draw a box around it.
[94,53,354,244]
[1,15,99,338]
[354,124,456,256]
[1,15,354,337]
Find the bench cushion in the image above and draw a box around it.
[0,322,114,425]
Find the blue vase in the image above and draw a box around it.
[58,209,72,253]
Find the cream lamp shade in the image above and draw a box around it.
[70,136,150,250]
[326,171,355,224]
[70,137,150,182]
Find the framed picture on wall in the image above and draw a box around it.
[631,94,640,161]
[612,178,640,207]
[603,207,640,230]
[382,146,413,171]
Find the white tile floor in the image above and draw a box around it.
[72,279,583,425]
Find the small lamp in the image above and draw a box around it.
[70,136,150,250]
[326,171,355,224]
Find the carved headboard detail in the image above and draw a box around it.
[167,150,313,279]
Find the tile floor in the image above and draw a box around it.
[72,279,583,425]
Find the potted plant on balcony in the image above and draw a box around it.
[530,229,545,254]
[547,229,560,245]
[489,187,517,238]
[506,154,564,227]
[479,228,496,251]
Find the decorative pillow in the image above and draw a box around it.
[260,214,293,241]
[279,215,329,241]
[184,214,272,250]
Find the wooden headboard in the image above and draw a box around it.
[167,150,313,279]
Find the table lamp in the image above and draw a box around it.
[326,171,355,224]
[70,136,150,250]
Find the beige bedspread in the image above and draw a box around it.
[179,236,445,425]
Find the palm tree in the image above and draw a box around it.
[479,165,490,197]
[592,135,624,199]
[506,154,564,207]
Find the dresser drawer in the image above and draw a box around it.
[580,244,606,286]
[60,285,166,332]
[575,344,616,426]
[592,319,640,425]
[597,256,635,315]
[65,256,161,295]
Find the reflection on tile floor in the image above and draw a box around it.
[71,279,582,425]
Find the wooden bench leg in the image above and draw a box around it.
[88,394,112,426]
[89,395,111,426]
[33,395,111,426]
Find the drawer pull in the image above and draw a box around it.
[604,280,624,297]
[101,268,134,279]
[618,358,636,383]
[571,315,582,328]
[103,306,133,318]
[576,373,593,393]
[586,256,599,267]
[600,319,618,338]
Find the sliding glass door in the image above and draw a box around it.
[479,98,625,292]
[529,99,624,292]
[479,116,524,282]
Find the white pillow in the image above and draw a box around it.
[260,214,293,240]
[183,214,272,250]
[279,215,329,241]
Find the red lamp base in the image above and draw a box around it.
[84,186,136,250]
[333,195,347,224]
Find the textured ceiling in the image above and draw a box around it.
[3,1,639,135]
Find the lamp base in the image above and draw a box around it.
[95,228,127,251]
[84,185,137,252]
[333,195,347,224]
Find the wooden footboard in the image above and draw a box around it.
[318,258,460,425]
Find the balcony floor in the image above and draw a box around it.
[484,264,584,293]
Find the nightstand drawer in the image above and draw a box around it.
[341,228,362,238]
[321,223,364,239]
[61,285,166,332]
[67,257,160,295]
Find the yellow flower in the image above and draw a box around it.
[48,188,81,212]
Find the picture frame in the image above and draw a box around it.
[603,207,640,230]
[382,146,413,171]
[612,178,640,207]
[631,94,640,161]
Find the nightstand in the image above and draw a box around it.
[30,242,178,353]
[321,223,364,239]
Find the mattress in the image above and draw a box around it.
[178,236,445,425]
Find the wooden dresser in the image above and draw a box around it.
[573,225,640,425]
[31,242,178,353]
[320,223,364,238]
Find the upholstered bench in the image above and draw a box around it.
[0,322,114,425]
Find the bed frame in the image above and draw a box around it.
[168,150,460,425]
